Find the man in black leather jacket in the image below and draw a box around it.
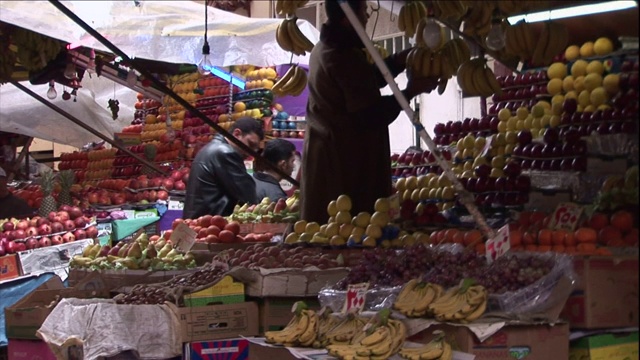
[253,138,297,202]
[183,117,264,218]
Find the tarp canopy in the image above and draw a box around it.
[0,0,320,146]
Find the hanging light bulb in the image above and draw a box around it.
[486,18,506,51]
[86,49,96,74]
[197,1,212,76]
[64,62,77,79]
[46,81,57,99]
[126,69,137,86]
[423,18,444,50]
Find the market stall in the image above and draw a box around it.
[0,0,638,359]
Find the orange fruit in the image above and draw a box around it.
[475,242,486,254]
[587,212,609,231]
[525,244,538,252]
[611,210,634,233]
[551,230,568,245]
[595,247,612,256]
[551,245,566,253]
[537,245,552,252]
[452,230,465,244]
[577,242,597,254]
[564,231,576,246]
[575,227,598,243]
[464,229,483,246]
[529,211,547,225]
[607,238,626,247]
[598,225,622,245]
[522,231,536,245]
[565,246,577,254]
[432,230,446,244]
[538,229,553,245]
[444,229,461,243]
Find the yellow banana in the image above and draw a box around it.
[398,4,407,32]
[275,19,295,52]
[272,65,297,94]
[415,17,428,47]
[287,17,314,54]
[531,21,550,66]
[483,65,503,96]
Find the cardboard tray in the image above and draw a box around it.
[229,267,349,297]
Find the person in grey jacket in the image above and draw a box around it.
[183,117,264,218]
[253,138,297,202]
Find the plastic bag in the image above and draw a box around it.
[318,285,401,312]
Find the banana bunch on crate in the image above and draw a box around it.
[276,17,314,56]
[264,302,319,347]
[326,310,406,360]
[427,280,488,323]
[431,1,468,23]
[399,330,452,360]
[11,27,62,72]
[314,308,343,348]
[271,64,307,97]
[460,2,495,38]
[321,313,368,347]
[397,1,428,39]
[393,279,444,318]
[406,38,471,94]
[362,44,389,64]
[456,57,502,98]
[530,21,569,67]
[275,0,308,17]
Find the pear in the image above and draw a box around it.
[154,238,166,251]
[139,259,151,269]
[158,244,172,258]
[107,255,120,263]
[108,244,122,256]
[127,242,142,259]
[89,244,102,258]
[165,248,180,259]
[99,245,111,257]
[82,244,95,257]
[117,243,130,257]
[146,243,158,259]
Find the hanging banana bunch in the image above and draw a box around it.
[271,64,307,97]
[10,27,62,72]
[275,0,309,17]
[275,17,314,56]
[406,38,471,95]
[456,57,503,98]
[431,0,469,23]
[397,1,428,39]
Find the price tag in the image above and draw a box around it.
[168,200,184,210]
[485,224,510,264]
[171,222,197,252]
[387,193,401,221]
[549,202,583,231]
[480,135,494,158]
[342,282,369,314]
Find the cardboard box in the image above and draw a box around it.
[67,268,198,293]
[251,296,321,333]
[183,275,245,307]
[7,339,56,360]
[247,342,297,360]
[570,331,639,360]
[586,157,627,175]
[561,256,639,329]
[0,254,21,281]
[409,323,570,360]
[17,239,93,280]
[5,285,109,339]
[324,248,365,266]
[173,302,259,342]
[232,267,350,297]
[184,338,251,360]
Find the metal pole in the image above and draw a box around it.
[9,80,167,176]
[338,1,495,239]
[47,0,299,187]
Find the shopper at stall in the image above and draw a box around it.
[183,117,264,218]
[253,139,297,202]
[0,167,35,219]
[300,0,439,223]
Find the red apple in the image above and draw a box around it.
[26,237,39,250]
[62,232,76,243]
[57,211,70,222]
[85,225,98,239]
[51,222,64,233]
[38,237,51,248]
[69,206,83,220]
[2,222,14,231]
[36,217,50,226]
[37,224,52,235]
[16,220,29,231]
[63,220,76,231]
[73,229,87,240]
[51,235,63,245]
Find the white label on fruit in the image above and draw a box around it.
[549,202,583,231]
[485,224,510,264]
[171,222,197,252]
[343,282,369,314]
[388,193,401,221]
[481,135,493,158]
[168,200,184,210]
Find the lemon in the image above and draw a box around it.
[583,104,596,113]
[325,222,340,237]
[580,41,595,57]
[352,212,371,228]
[284,233,300,243]
[497,121,508,133]
[374,198,390,213]
[494,133,506,146]
[516,107,529,120]
[365,224,382,238]
[565,90,578,100]
[293,220,307,234]
[589,87,608,107]
[370,211,389,227]
[506,117,517,131]
[505,131,518,144]
[329,235,346,246]
[523,117,533,129]
[571,60,588,77]
[531,104,546,118]
[338,223,354,238]
[586,60,605,75]
[498,108,512,122]
[547,78,563,96]
[562,76,574,92]
[578,90,591,108]
[491,155,505,169]
[584,73,603,92]
[304,221,321,234]
[564,45,580,61]
[573,76,586,93]
[602,74,620,94]
[547,62,567,79]
[504,144,515,155]
[549,115,561,128]
[463,134,476,149]
[395,178,406,192]
[475,137,487,150]
[515,120,524,131]
[540,114,551,128]
[405,176,418,190]
[336,194,352,212]
[490,168,504,178]
[551,94,565,105]
[335,210,352,224]
[552,102,563,115]
[593,37,614,56]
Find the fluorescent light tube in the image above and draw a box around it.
[210,66,246,90]
[508,1,637,24]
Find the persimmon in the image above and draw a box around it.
[595,247,612,256]
[575,227,598,243]
[509,229,522,247]
[522,231,536,245]
[598,225,622,245]
[551,230,568,245]
[474,243,486,254]
[444,229,461,243]
[606,238,625,247]
[537,245,552,252]
[577,243,597,254]
[525,244,538,252]
[564,231,576,246]
[565,246,577,254]
[611,210,634,233]
[464,229,483,246]
[551,245,566,253]
[587,212,609,231]
[452,230,465,244]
